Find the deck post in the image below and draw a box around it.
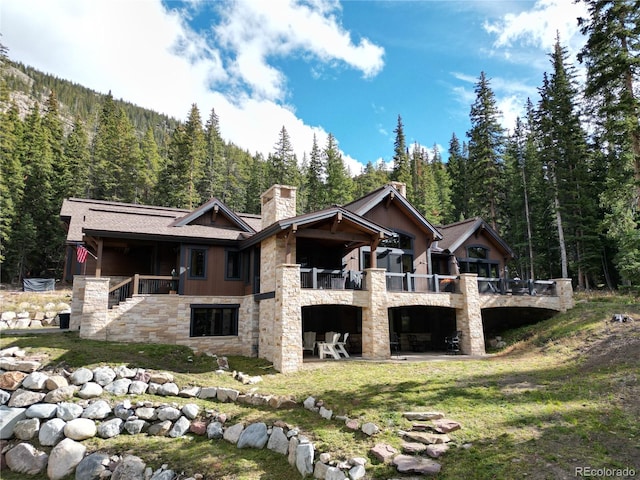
[272,264,302,373]
[76,276,111,341]
[456,273,486,355]
[553,278,574,312]
[361,268,390,359]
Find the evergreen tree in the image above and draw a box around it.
[324,133,353,206]
[447,132,471,221]
[305,134,325,211]
[12,105,58,279]
[431,144,453,224]
[353,160,389,198]
[90,91,121,199]
[0,103,24,272]
[578,0,640,285]
[269,126,299,186]
[245,153,267,214]
[411,144,440,222]
[200,107,225,201]
[139,127,162,204]
[466,72,506,230]
[391,115,412,198]
[64,118,90,198]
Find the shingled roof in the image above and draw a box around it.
[61,198,261,245]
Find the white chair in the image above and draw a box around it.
[334,332,350,358]
[318,332,341,359]
[303,331,316,354]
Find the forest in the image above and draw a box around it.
[0,0,638,290]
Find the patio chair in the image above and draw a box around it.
[390,333,400,356]
[445,330,462,354]
[318,332,341,359]
[303,331,316,354]
[334,332,350,358]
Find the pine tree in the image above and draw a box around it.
[353,160,389,198]
[305,134,325,212]
[200,107,225,201]
[324,133,353,206]
[466,72,506,231]
[391,115,412,198]
[269,126,299,187]
[431,144,453,224]
[90,91,121,199]
[578,0,640,285]
[64,118,90,198]
[447,133,471,221]
[139,127,162,204]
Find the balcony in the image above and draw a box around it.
[385,272,459,293]
[477,277,557,296]
[300,268,365,290]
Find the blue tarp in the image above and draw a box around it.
[23,278,55,292]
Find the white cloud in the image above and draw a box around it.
[483,0,588,58]
[213,0,385,101]
[1,0,383,171]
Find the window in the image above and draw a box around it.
[189,248,207,278]
[468,246,488,259]
[225,250,241,280]
[190,304,239,337]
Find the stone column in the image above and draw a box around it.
[456,274,485,355]
[553,278,574,312]
[361,268,390,359]
[273,264,302,373]
[70,276,87,331]
[79,277,111,341]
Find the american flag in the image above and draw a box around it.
[76,245,89,264]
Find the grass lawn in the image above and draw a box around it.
[1,293,638,479]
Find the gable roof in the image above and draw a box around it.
[61,198,259,245]
[343,184,443,240]
[241,205,394,249]
[436,217,515,258]
[169,197,256,233]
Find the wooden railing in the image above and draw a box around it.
[385,273,459,293]
[300,268,365,290]
[477,277,557,296]
[108,275,178,308]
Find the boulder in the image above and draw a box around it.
[114,400,135,420]
[168,416,191,438]
[78,382,104,399]
[206,421,224,439]
[181,403,200,420]
[98,418,124,438]
[156,406,181,421]
[431,418,461,433]
[402,431,451,445]
[111,455,146,480]
[296,442,314,477]
[56,402,84,421]
[82,399,112,419]
[325,466,346,480]
[12,417,40,440]
[92,366,116,386]
[178,386,200,398]
[44,385,78,403]
[0,405,27,439]
[8,389,46,408]
[5,442,48,475]
[266,426,289,455]
[198,387,217,399]
[64,418,97,440]
[47,438,87,480]
[223,423,244,444]
[21,371,49,390]
[25,402,58,419]
[157,382,179,396]
[369,443,397,463]
[0,371,27,391]
[149,372,173,384]
[148,420,172,437]
[39,417,67,446]
[128,380,149,395]
[114,365,137,379]
[75,451,110,480]
[0,358,41,372]
[69,367,94,385]
[124,419,149,435]
[45,374,69,390]
[104,378,132,396]
[0,389,9,405]
[135,406,157,421]
[216,387,240,402]
[392,454,441,475]
[361,422,379,436]
[237,422,268,449]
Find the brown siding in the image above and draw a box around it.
[363,202,434,273]
[183,245,245,296]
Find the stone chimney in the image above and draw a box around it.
[260,185,297,229]
[388,181,407,197]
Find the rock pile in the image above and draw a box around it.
[0,346,464,479]
[0,301,71,330]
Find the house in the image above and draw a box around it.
[61,183,574,373]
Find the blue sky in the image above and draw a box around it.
[2,0,589,173]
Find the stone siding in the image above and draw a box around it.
[456,274,485,355]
